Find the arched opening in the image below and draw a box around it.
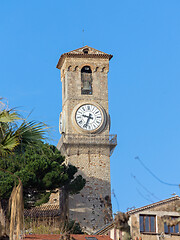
[81,66,92,95]
[83,48,89,54]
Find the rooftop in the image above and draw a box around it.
[23,234,112,240]
[56,46,113,69]
[127,195,180,214]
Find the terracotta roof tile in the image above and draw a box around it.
[127,196,180,214]
[24,234,60,240]
[56,46,113,69]
[71,235,112,240]
[24,234,112,240]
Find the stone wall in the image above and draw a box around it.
[67,153,112,234]
[57,47,115,233]
[129,199,180,240]
[61,57,110,136]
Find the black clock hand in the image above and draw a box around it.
[82,114,89,118]
[85,113,93,127]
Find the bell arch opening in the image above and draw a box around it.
[81,66,92,95]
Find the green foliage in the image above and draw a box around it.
[0,105,47,156]
[34,192,51,207]
[0,141,86,207]
[64,220,84,234]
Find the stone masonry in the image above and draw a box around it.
[128,196,180,240]
[56,46,117,233]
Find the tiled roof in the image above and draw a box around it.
[95,223,114,235]
[24,205,60,218]
[95,196,180,235]
[71,234,112,240]
[127,196,180,214]
[24,235,60,240]
[24,234,112,240]
[56,46,113,69]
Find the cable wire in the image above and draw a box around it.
[131,173,161,201]
[112,189,120,212]
[136,188,154,203]
[135,156,180,187]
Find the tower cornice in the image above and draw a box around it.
[56,46,113,69]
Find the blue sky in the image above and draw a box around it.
[1,0,180,214]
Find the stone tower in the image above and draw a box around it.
[57,46,117,233]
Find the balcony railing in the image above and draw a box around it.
[60,134,117,156]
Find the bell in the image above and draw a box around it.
[83,81,91,91]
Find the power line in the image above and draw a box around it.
[136,188,154,203]
[135,156,180,187]
[112,189,120,212]
[131,173,161,201]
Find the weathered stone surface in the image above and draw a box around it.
[128,197,180,240]
[57,46,116,233]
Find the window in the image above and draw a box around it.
[140,215,156,233]
[81,66,92,95]
[164,217,180,234]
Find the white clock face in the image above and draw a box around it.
[75,104,103,131]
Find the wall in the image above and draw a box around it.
[129,199,180,240]
[57,50,114,233]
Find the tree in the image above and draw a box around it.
[114,212,131,240]
[0,140,86,238]
[0,140,86,208]
[0,99,48,239]
[0,99,47,157]
[0,100,86,239]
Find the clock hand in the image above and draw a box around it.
[82,114,89,118]
[85,113,93,127]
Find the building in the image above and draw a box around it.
[24,234,113,240]
[128,195,180,240]
[56,46,117,233]
[95,196,180,240]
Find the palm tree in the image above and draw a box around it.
[0,101,47,156]
[0,99,47,239]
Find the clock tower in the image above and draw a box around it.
[57,46,117,233]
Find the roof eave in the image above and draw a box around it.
[56,53,113,70]
[127,196,180,215]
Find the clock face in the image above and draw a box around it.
[75,104,103,131]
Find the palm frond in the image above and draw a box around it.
[0,110,21,123]
[0,105,48,156]
[15,121,48,145]
[0,131,19,156]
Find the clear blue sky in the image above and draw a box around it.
[1,0,180,214]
